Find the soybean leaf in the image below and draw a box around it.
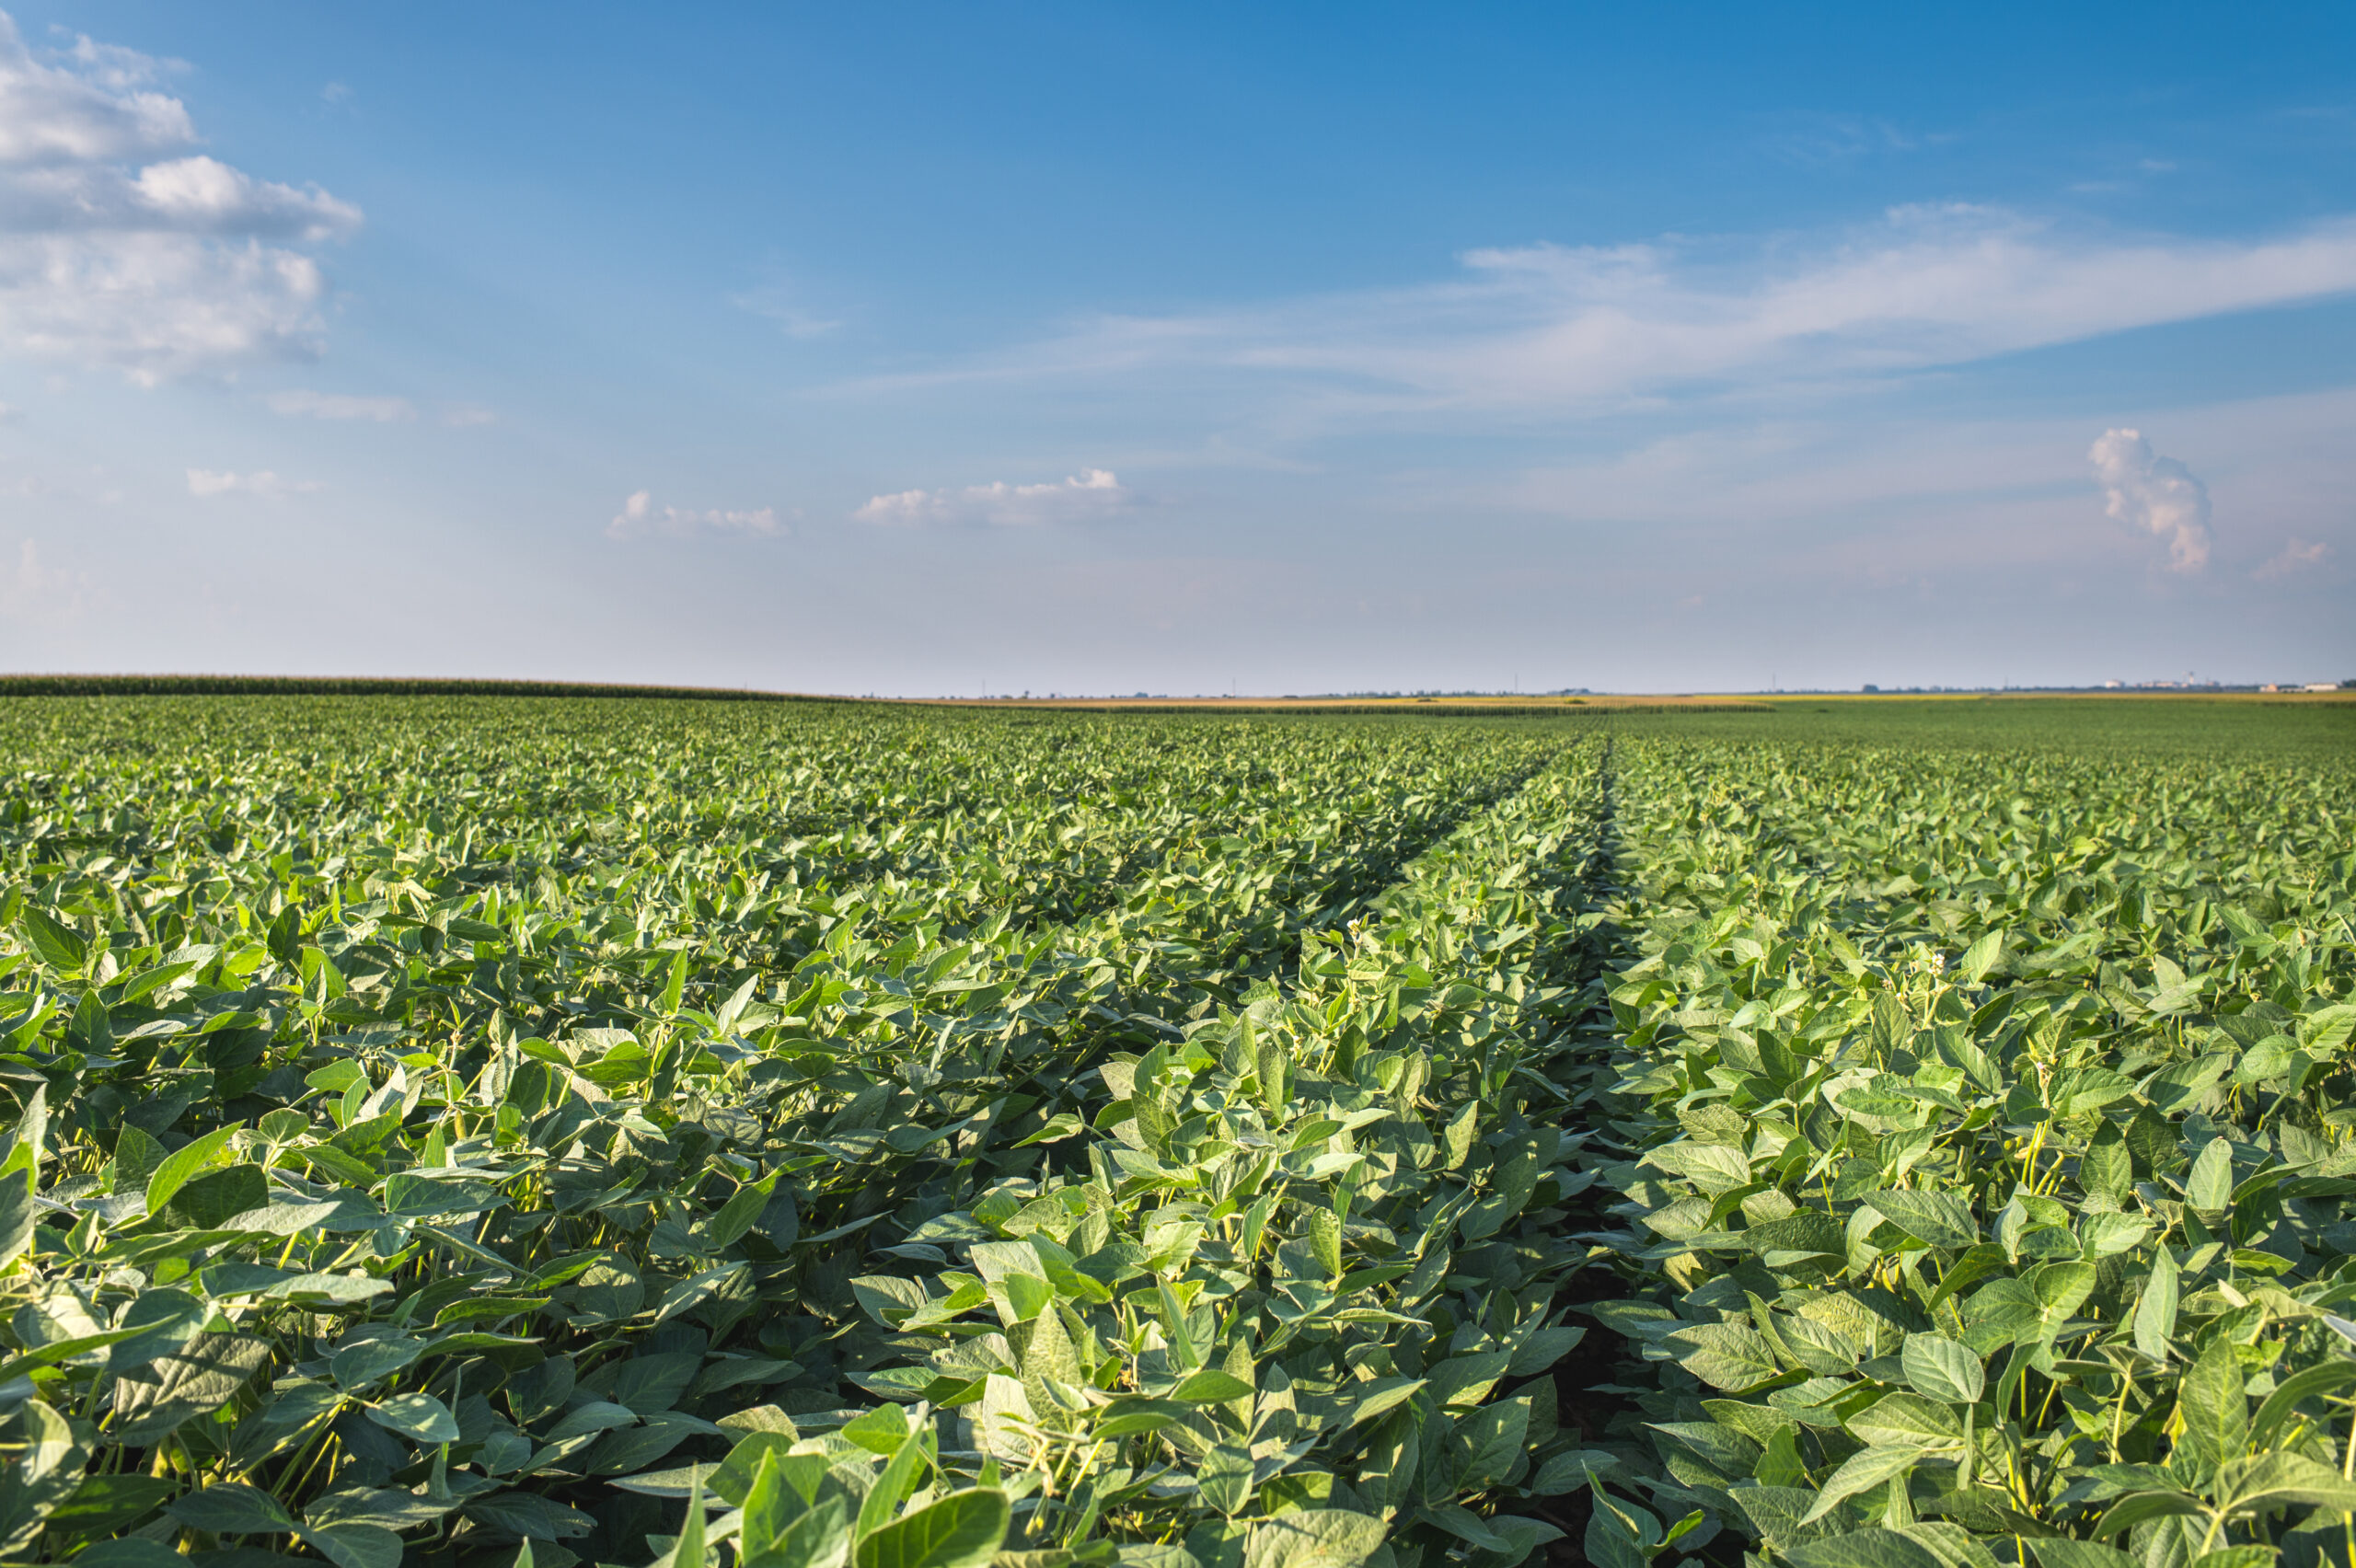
[853,1488,1009,1568]
[1900,1334,1984,1406]
[166,1482,300,1536]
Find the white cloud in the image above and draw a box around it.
[187,467,319,497]
[606,488,783,540]
[2254,536,2331,582]
[856,468,1131,528]
[267,388,414,421]
[859,207,2356,421]
[0,14,360,382]
[0,536,86,622]
[0,24,186,163]
[441,404,497,427]
[2089,429,2212,573]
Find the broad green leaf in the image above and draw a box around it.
[2032,1262,2096,1318]
[749,1494,849,1568]
[1757,1425,1807,1489]
[856,1426,930,1539]
[0,1162,34,1271]
[612,1351,702,1415]
[2183,1139,2234,1212]
[1864,1189,1978,1250]
[2175,1339,2249,1466]
[1900,1334,1984,1406]
[2251,1359,2356,1448]
[1171,1366,1255,1403]
[367,1390,462,1444]
[706,1171,780,1249]
[1803,1445,1927,1523]
[19,909,87,973]
[331,1335,424,1389]
[45,1472,175,1543]
[0,1400,89,1552]
[1846,1392,1962,1452]
[306,1522,406,1568]
[1786,1529,1947,1568]
[144,1124,237,1217]
[2026,1541,2138,1568]
[2091,1492,2205,1538]
[2213,1449,2356,1514]
[166,1482,300,1535]
[1199,1442,1255,1516]
[667,1475,709,1568]
[2080,1125,2131,1204]
[1241,1509,1391,1568]
[853,1488,1009,1568]
[2133,1249,2178,1362]
[1663,1321,1781,1390]
[104,1287,206,1373]
[1958,930,2004,984]
[110,1332,270,1445]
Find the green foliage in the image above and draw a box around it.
[2,694,2346,1568]
[0,698,1611,1568]
[1572,731,2356,1568]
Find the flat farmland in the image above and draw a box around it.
[0,696,2349,1568]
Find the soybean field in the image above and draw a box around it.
[0,696,2350,1568]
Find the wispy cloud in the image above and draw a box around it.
[849,207,2356,424]
[0,13,359,383]
[732,271,842,340]
[267,389,414,421]
[441,404,497,427]
[606,489,783,540]
[2089,429,2212,573]
[2254,536,2331,582]
[856,468,1131,528]
[1758,112,1921,168]
[187,467,320,497]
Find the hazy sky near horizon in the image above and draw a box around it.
[0,4,2350,695]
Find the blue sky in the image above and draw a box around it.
[0,3,2350,693]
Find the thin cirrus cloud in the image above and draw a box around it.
[856,206,2356,421]
[856,468,1132,528]
[2088,428,2212,573]
[606,489,783,540]
[267,389,415,422]
[187,468,319,497]
[0,13,360,384]
[268,390,495,426]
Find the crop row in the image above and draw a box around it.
[1567,735,2356,1568]
[0,701,1600,1568]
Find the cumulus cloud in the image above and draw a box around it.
[856,468,1131,528]
[2089,429,2212,572]
[267,389,414,421]
[0,14,361,383]
[2254,536,2332,582]
[187,467,319,497]
[606,488,783,540]
[858,207,2356,421]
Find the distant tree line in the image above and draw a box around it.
[0,674,840,701]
